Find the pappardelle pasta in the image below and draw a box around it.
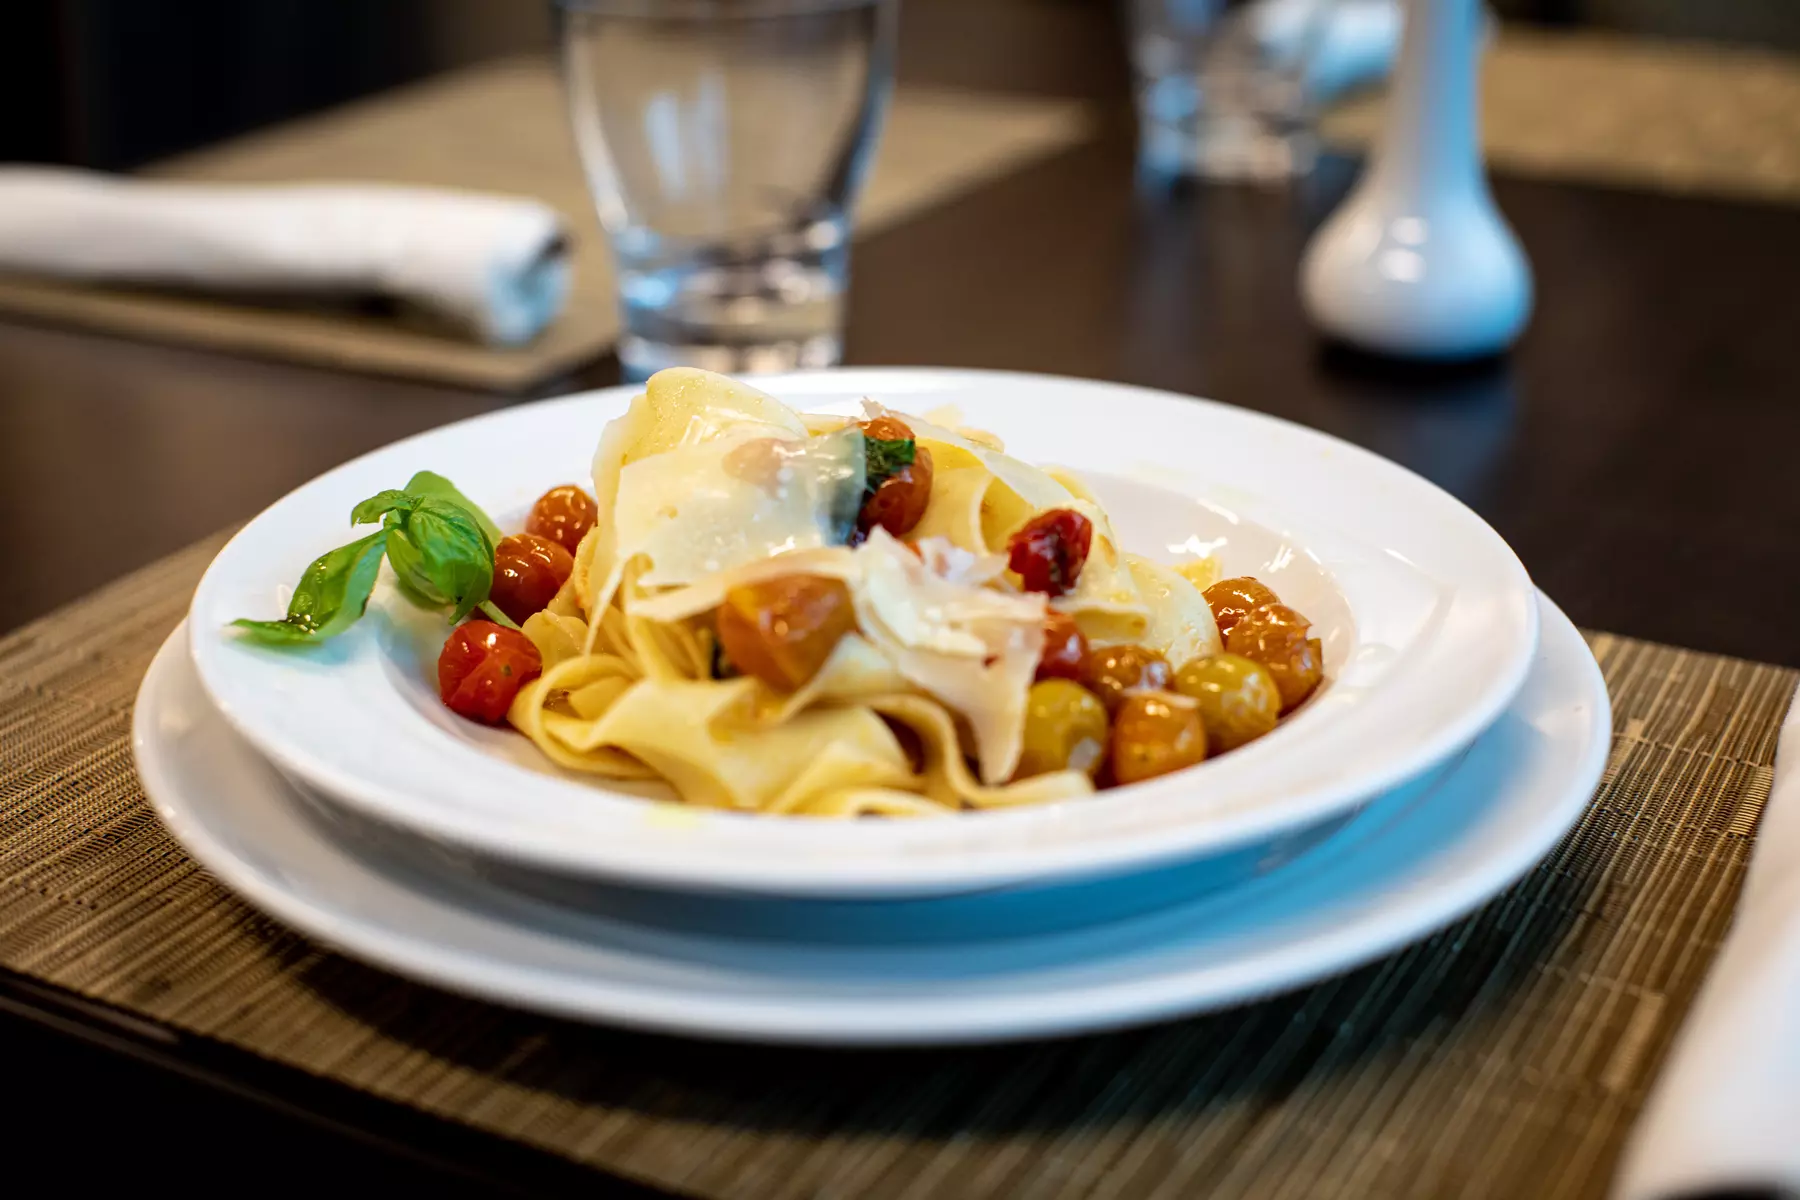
[234,368,1325,818]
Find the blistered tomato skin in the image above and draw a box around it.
[1173,653,1282,752]
[1035,611,1088,681]
[1110,692,1207,786]
[1016,679,1110,780]
[857,417,935,539]
[525,485,598,556]
[716,575,856,691]
[860,415,914,444]
[1008,508,1095,597]
[489,533,574,625]
[1077,644,1174,714]
[438,621,543,724]
[1203,577,1281,638]
[1226,604,1324,713]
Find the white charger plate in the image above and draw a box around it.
[187,369,1538,897]
[136,595,1607,1045]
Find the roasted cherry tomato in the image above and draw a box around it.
[1035,610,1089,681]
[860,415,915,444]
[716,575,855,691]
[438,620,543,724]
[1077,643,1173,714]
[525,485,598,557]
[1015,679,1110,780]
[488,532,574,625]
[1202,577,1280,638]
[857,416,934,539]
[1173,653,1282,752]
[1008,508,1094,597]
[1110,691,1207,786]
[1226,603,1324,713]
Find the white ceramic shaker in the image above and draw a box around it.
[1300,0,1531,358]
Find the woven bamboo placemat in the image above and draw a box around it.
[2,532,1793,1200]
[0,59,1093,391]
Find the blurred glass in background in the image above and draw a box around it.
[1129,0,1332,181]
[557,0,898,381]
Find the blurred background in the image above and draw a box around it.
[5,0,1796,171]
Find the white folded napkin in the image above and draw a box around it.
[0,167,570,346]
[1614,683,1800,1199]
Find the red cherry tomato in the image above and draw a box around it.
[1007,508,1095,597]
[1036,610,1088,681]
[489,533,573,625]
[856,416,935,539]
[525,485,598,556]
[438,620,543,724]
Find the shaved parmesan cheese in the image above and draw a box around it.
[857,528,1041,657]
[592,368,809,522]
[626,546,860,623]
[586,370,813,622]
[851,529,1045,784]
[913,537,1008,588]
[612,429,863,589]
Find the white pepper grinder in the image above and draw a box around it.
[1300,0,1531,358]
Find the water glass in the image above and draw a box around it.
[1129,0,1330,181]
[556,0,897,381]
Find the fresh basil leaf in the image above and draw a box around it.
[401,470,503,546]
[350,489,417,527]
[231,530,389,645]
[384,527,446,607]
[407,500,494,623]
[863,435,916,500]
[352,487,495,623]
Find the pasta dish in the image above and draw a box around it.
[234,368,1324,817]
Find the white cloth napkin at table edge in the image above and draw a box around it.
[0,166,570,346]
[1614,682,1800,1200]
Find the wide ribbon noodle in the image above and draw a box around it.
[506,368,1221,817]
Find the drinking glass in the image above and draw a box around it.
[1128,0,1331,181]
[556,0,897,381]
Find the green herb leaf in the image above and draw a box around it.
[356,491,495,624]
[400,470,504,546]
[232,471,504,646]
[863,435,916,500]
[383,528,443,609]
[349,489,417,527]
[231,530,390,645]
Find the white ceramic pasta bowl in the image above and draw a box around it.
[188,369,1538,897]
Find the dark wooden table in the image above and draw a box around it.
[3,3,1797,1194]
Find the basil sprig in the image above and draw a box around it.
[229,530,392,645]
[399,470,503,545]
[231,472,512,647]
[353,489,495,624]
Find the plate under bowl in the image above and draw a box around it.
[140,594,1604,1044]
